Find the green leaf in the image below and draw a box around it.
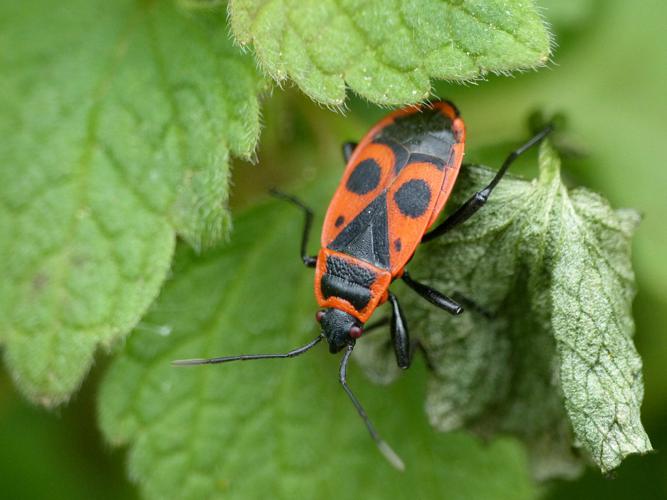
[229,0,552,106]
[357,141,651,477]
[98,192,535,500]
[0,0,264,406]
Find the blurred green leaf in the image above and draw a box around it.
[98,191,535,500]
[229,0,551,105]
[0,0,264,405]
[0,371,137,500]
[358,141,650,477]
[538,0,596,31]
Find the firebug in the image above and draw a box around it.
[174,101,552,470]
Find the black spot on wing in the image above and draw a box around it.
[394,179,431,218]
[346,159,381,195]
[328,192,390,269]
[335,215,345,227]
[394,238,402,252]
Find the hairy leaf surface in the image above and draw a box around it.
[99,193,534,500]
[229,0,551,105]
[0,0,263,405]
[357,142,650,476]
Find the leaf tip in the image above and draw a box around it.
[615,208,642,235]
[537,139,561,183]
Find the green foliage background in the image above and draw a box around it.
[1,0,666,499]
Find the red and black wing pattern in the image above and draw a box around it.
[321,101,465,276]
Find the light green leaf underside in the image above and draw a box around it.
[99,192,535,500]
[0,0,263,406]
[358,142,650,476]
[229,0,551,105]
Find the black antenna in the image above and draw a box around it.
[173,336,404,470]
[339,343,405,471]
[172,334,323,366]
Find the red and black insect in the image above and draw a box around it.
[174,101,552,470]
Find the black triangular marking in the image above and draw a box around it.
[328,192,390,269]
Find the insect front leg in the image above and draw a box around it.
[269,189,317,267]
[421,125,553,242]
[386,293,434,370]
[388,292,411,369]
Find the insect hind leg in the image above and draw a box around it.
[421,124,553,243]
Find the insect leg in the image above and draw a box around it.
[421,124,553,242]
[172,334,323,366]
[339,343,405,471]
[450,292,494,319]
[401,270,463,315]
[388,292,411,369]
[364,304,433,371]
[269,189,317,267]
[342,142,358,163]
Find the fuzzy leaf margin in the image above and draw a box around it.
[229,0,551,105]
[358,141,651,476]
[0,0,264,405]
[98,191,536,500]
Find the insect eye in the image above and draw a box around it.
[349,326,363,339]
[316,310,325,323]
